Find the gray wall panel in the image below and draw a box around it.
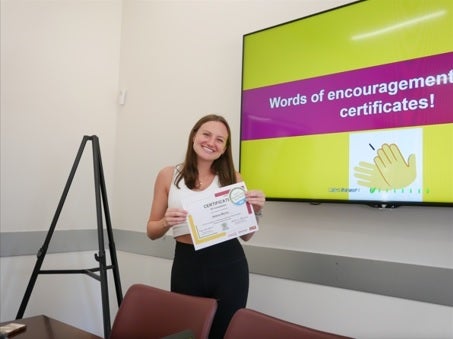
[1,229,452,307]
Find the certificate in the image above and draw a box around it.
[182,182,259,250]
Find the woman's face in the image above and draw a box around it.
[193,120,228,161]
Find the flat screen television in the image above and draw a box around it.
[239,0,453,208]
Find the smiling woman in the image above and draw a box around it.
[145,114,265,338]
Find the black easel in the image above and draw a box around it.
[16,135,123,339]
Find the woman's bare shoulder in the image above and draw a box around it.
[160,165,175,174]
[235,171,243,182]
[157,166,176,180]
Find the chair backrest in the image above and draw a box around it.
[224,308,353,339]
[109,283,217,339]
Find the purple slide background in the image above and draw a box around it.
[241,52,453,140]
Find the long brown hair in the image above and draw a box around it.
[175,114,236,189]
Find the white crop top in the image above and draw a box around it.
[168,166,220,237]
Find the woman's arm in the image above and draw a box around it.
[236,172,265,241]
[147,166,186,240]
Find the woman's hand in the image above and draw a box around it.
[245,190,265,214]
[147,207,187,240]
[163,208,188,228]
[240,190,265,242]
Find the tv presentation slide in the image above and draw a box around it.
[240,0,453,203]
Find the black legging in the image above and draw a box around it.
[171,239,249,339]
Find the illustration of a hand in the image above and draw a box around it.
[354,161,392,190]
[374,143,416,189]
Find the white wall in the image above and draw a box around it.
[1,0,452,338]
[0,0,122,335]
[1,0,122,232]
